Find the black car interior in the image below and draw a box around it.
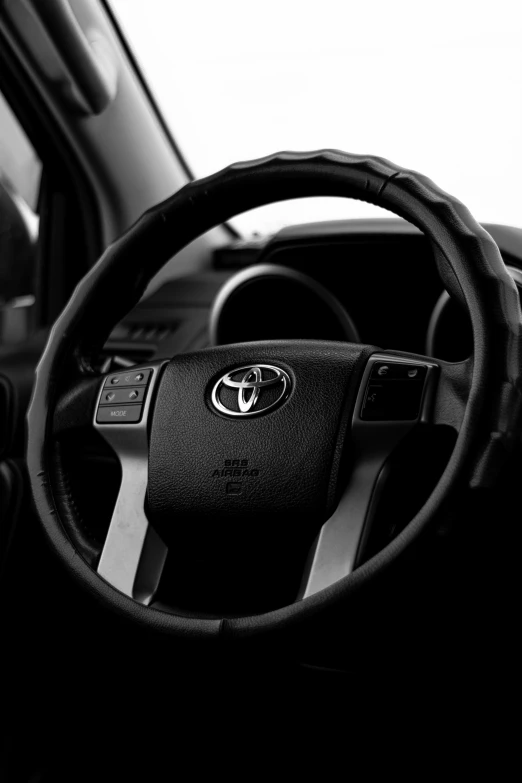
[1,1,520,778]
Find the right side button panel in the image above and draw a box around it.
[361,361,428,421]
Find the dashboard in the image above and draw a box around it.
[101,218,522,371]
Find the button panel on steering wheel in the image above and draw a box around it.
[96,368,154,425]
[361,361,429,421]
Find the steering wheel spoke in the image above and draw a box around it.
[299,351,469,598]
[93,361,168,604]
[96,452,167,605]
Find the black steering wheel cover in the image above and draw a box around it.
[27,151,522,640]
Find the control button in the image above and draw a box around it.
[370,362,427,381]
[99,387,146,406]
[96,405,143,424]
[361,379,426,421]
[361,383,387,419]
[104,369,152,388]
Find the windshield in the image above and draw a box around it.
[111,0,522,236]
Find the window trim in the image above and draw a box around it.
[101,0,239,240]
[0,24,103,327]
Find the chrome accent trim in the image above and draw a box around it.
[211,363,291,418]
[299,353,438,599]
[94,361,168,605]
[209,263,360,346]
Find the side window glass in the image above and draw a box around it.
[0,90,42,343]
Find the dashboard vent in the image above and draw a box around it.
[97,320,180,373]
[121,323,174,343]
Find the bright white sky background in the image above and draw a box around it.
[111,0,522,236]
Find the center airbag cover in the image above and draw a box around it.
[148,341,371,524]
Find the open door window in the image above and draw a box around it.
[0,89,41,344]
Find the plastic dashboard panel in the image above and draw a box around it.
[113,218,522,365]
[213,218,521,358]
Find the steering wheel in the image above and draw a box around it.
[26,151,522,640]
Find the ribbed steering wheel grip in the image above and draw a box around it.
[26,150,522,640]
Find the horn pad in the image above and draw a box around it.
[147,341,373,541]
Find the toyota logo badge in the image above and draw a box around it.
[211,364,291,417]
